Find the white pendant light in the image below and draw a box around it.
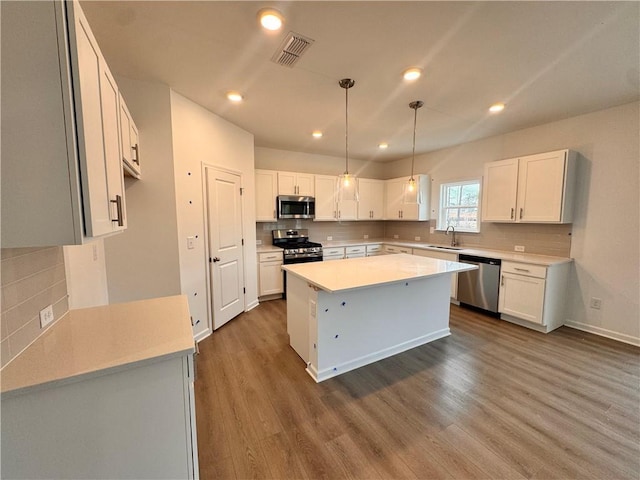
[404,100,423,204]
[337,78,359,202]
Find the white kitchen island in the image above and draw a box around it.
[282,253,477,382]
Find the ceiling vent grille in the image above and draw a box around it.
[271,32,315,67]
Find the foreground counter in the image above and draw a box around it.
[282,254,477,382]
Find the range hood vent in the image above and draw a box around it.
[271,31,315,67]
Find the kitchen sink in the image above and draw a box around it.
[427,245,463,251]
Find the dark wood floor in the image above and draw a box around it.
[195,299,640,479]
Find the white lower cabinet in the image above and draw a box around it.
[383,245,413,254]
[412,248,458,299]
[323,247,345,261]
[258,251,283,296]
[345,245,366,258]
[498,261,570,332]
[366,244,383,256]
[2,354,198,479]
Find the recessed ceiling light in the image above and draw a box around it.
[378,142,389,149]
[489,102,505,113]
[258,8,284,31]
[312,131,323,138]
[226,91,244,102]
[403,67,422,81]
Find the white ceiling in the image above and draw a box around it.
[81,1,639,162]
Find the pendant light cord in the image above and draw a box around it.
[409,100,424,181]
[339,79,355,176]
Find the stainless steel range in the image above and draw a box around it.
[272,229,323,264]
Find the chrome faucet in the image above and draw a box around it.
[445,225,457,247]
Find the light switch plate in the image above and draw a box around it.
[514,245,525,252]
[393,234,399,239]
[39,305,54,328]
[415,236,421,241]
[187,236,196,250]
[590,297,602,309]
[327,236,333,241]
[363,234,369,239]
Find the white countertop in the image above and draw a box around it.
[1,295,195,397]
[282,253,477,293]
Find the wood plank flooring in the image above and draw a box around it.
[194,300,640,479]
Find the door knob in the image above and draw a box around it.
[212,257,221,263]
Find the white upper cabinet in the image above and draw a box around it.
[277,171,314,196]
[384,175,430,221]
[482,149,577,223]
[314,175,338,221]
[1,0,127,246]
[255,169,278,222]
[119,94,141,179]
[357,178,384,220]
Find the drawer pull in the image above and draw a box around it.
[510,208,514,220]
[519,208,523,219]
[514,267,530,272]
[501,275,504,286]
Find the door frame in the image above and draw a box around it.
[200,162,247,337]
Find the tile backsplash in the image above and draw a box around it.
[1,247,69,368]
[256,220,571,257]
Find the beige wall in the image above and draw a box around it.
[384,101,640,344]
[170,91,258,340]
[1,247,68,367]
[63,241,109,309]
[103,79,182,304]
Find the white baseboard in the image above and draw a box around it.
[564,320,640,347]
[194,328,211,343]
[307,328,451,382]
[245,299,260,311]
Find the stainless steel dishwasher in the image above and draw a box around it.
[457,255,501,314]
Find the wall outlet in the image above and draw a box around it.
[256,239,262,245]
[39,305,54,328]
[430,227,435,234]
[327,236,333,241]
[393,234,399,239]
[514,245,525,252]
[363,234,369,239]
[590,297,602,310]
[415,236,421,241]
[187,236,195,250]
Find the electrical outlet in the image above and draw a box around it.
[514,245,525,252]
[415,236,421,241]
[590,297,602,310]
[327,236,333,241]
[429,227,435,234]
[393,234,399,239]
[363,234,369,239]
[39,305,54,328]
[256,240,262,245]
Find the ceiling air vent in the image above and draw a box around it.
[271,31,315,67]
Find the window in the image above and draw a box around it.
[439,179,481,232]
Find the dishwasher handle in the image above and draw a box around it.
[459,254,501,266]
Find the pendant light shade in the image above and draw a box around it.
[337,78,359,202]
[404,100,424,204]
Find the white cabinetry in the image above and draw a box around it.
[255,170,278,222]
[383,245,413,254]
[345,245,366,258]
[357,179,385,220]
[258,251,283,296]
[119,93,141,179]
[1,0,127,247]
[482,149,577,223]
[366,244,383,256]
[278,171,314,196]
[498,260,570,332]
[412,249,458,299]
[314,175,357,221]
[323,247,345,261]
[384,175,430,221]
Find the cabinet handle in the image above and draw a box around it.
[338,210,341,218]
[510,208,514,220]
[501,275,504,286]
[132,144,139,165]
[273,209,276,219]
[519,208,523,219]
[111,195,124,226]
[514,267,530,272]
[334,210,337,219]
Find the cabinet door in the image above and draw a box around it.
[296,173,315,196]
[277,171,297,195]
[482,158,519,222]
[100,63,126,231]
[358,179,384,220]
[255,170,278,221]
[517,151,566,222]
[259,261,284,295]
[69,2,114,237]
[384,179,404,220]
[314,175,337,221]
[337,198,357,220]
[499,273,546,324]
[119,95,141,178]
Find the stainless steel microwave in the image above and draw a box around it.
[277,195,315,219]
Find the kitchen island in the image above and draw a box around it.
[282,254,477,382]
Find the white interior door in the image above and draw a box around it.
[205,167,245,330]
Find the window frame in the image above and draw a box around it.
[437,178,482,233]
